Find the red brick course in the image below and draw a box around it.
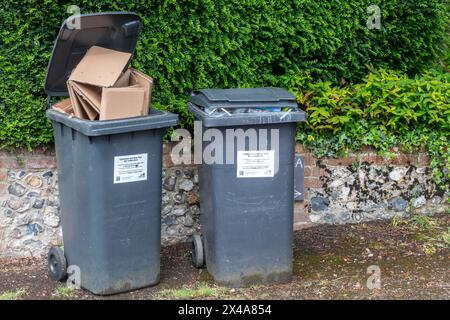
[0,170,7,181]
[0,158,24,169]
[304,177,323,188]
[324,156,358,166]
[26,158,57,169]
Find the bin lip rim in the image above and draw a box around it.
[188,102,304,116]
[46,108,173,123]
[191,87,296,102]
[187,102,306,124]
[46,108,179,136]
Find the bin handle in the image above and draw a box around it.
[47,96,53,109]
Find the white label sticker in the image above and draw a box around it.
[114,153,148,184]
[237,150,275,178]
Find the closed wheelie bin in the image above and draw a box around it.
[188,88,306,287]
[44,12,178,295]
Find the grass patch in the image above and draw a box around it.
[0,289,26,300]
[155,284,227,300]
[392,213,449,255]
[392,213,438,231]
[420,228,450,253]
[391,216,405,228]
[198,270,214,283]
[441,228,450,246]
[408,214,437,230]
[53,285,75,298]
[369,241,385,250]
[408,215,450,254]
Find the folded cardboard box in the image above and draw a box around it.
[52,98,74,116]
[64,46,153,121]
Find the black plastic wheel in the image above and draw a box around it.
[48,246,67,281]
[191,234,205,268]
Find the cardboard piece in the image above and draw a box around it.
[70,81,101,112]
[52,98,74,116]
[67,82,88,119]
[76,93,99,120]
[115,69,132,88]
[69,46,132,88]
[100,87,145,120]
[129,68,153,116]
[66,46,153,120]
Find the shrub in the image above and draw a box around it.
[0,0,448,148]
[289,69,450,188]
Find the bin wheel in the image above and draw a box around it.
[48,246,67,282]
[191,234,205,268]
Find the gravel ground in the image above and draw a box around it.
[0,212,448,300]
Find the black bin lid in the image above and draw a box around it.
[189,87,298,109]
[44,12,142,97]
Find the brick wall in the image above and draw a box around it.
[0,148,57,192]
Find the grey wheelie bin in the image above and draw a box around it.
[188,88,306,287]
[44,12,178,295]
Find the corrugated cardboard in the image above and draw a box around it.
[115,69,132,88]
[69,46,132,88]
[74,90,99,120]
[67,81,88,119]
[129,68,153,116]
[100,87,145,120]
[66,46,153,120]
[52,98,74,116]
[69,81,101,112]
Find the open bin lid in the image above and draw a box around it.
[189,87,298,109]
[44,12,142,97]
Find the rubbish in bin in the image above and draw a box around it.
[188,87,306,287]
[65,45,153,120]
[52,98,74,116]
[204,106,284,115]
[247,107,282,113]
[44,12,179,295]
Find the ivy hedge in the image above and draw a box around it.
[0,0,448,149]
